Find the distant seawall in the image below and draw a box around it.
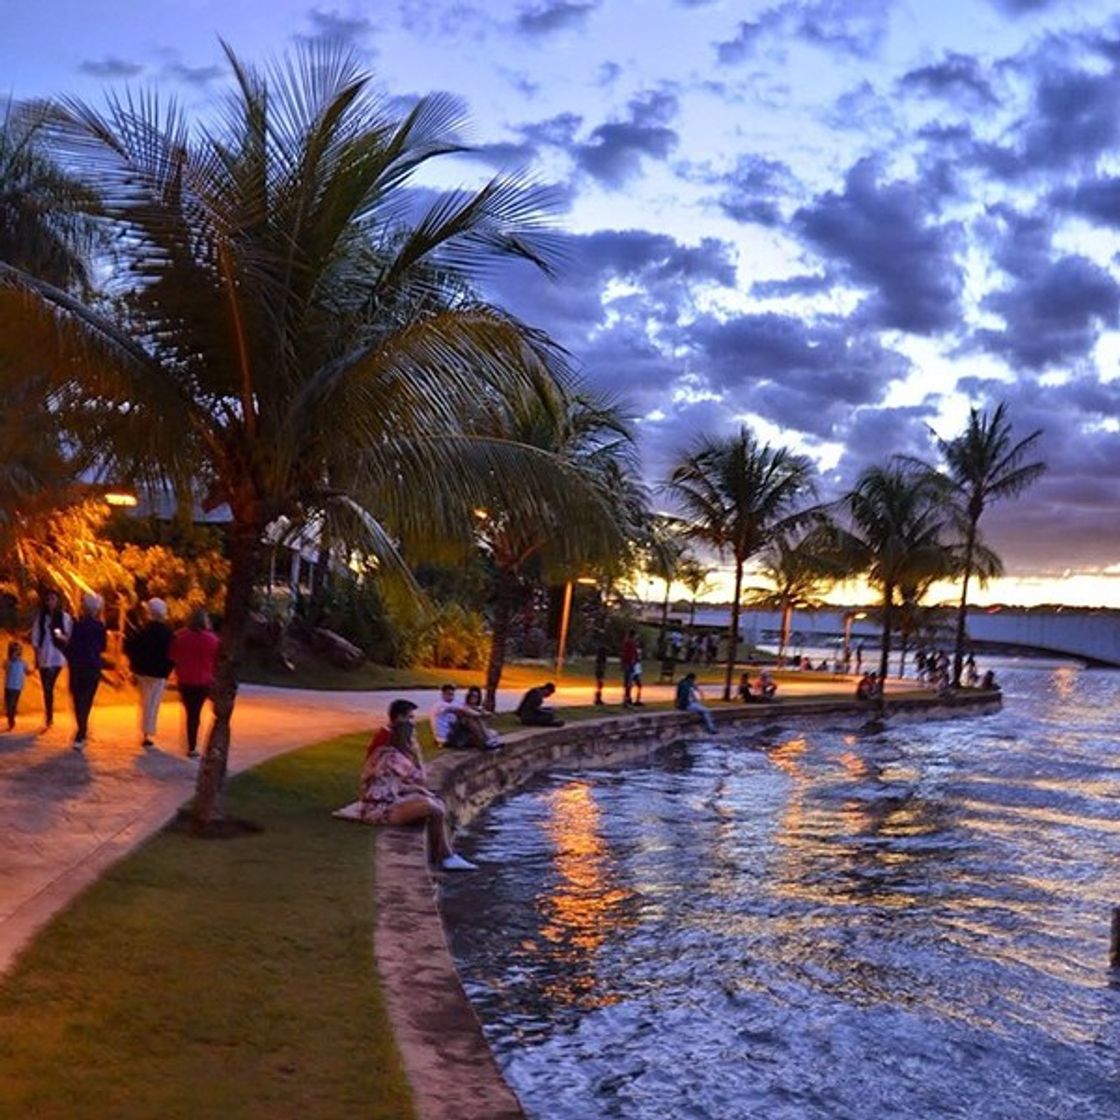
[373,690,1001,1120]
[649,606,1120,668]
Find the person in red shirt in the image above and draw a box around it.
[170,607,220,758]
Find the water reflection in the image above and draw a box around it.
[535,781,635,1010]
[443,666,1120,1120]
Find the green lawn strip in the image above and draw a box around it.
[240,652,817,694]
[0,733,413,1120]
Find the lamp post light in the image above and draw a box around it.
[555,577,598,677]
[842,610,867,672]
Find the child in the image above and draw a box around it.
[5,641,28,731]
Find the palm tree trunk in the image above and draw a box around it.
[878,583,894,710]
[723,560,743,701]
[659,583,671,660]
[192,516,261,830]
[952,520,977,686]
[484,569,518,712]
[779,602,793,665]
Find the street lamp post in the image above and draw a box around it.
[555,581,575,677]
[555,577,598,677]
[842,610,867,672]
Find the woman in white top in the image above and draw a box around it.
[29,589,72,730]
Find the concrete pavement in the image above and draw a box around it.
[0,672,864,977]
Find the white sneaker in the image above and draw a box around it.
[440,853,478,872]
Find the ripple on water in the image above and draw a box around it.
[441,667,1120,1120]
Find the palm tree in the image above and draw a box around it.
[666,427,816,700]
[676,555,714,638]
[936,404,1045,684]
[643,514,688,659]
[0,106,99,548]
[0,43,612,828]
[831,463,954,688]
[474,388,637,709]
[745,531,834,664]
[0,103,97,290]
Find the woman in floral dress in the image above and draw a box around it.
[360,698,477,871]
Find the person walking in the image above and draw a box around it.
[65,594,107,750]
[170,607,219,758]
[621,629,639,706]
[28,589,72,731]
[4,641,28,730]
[123,598,174,749]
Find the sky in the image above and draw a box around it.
[6,0,1120,607]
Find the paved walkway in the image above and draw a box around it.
[0,672,864,976]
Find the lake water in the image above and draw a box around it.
[441,664,1120,1120]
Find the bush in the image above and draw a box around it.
[397,602,489,669]
[306,578,398,664]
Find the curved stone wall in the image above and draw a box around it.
[373,691,1001,1120]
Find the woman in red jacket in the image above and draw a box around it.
[170,607,219,758]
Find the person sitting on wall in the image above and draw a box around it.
[358,698,476,871]
[516,682,565,727]
[462,686,502,748]
[980,669,999,691]
[759,668,778,699]
[738,671,774,703]
[430,683,490,750]
[856,671,879,700]
[675,672,717,734]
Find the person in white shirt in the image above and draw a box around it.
[29,589,72,731]
[430,684,483,749]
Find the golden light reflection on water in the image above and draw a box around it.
[534,780,634,1009]
[766,735,950,912]
[1052,665,1077,700]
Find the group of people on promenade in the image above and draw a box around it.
[3,589,219,755]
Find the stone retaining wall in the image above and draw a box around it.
[373,691,1001,1120]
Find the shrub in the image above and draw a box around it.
[397,602,489,669]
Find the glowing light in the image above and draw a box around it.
[103,492,138,508]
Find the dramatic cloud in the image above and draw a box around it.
[794,158,964,334]
[978,255,1120,369]
[898,52,999,106]
[516,1,598,36]
[686,312,910,437]
[715,1,891,65]
[794,0,893,59]
[986,0,1058,13]
[78,56,144,78]
[163,62,225,87]
[975,58,1120,178]
[572,90,680,186]
[713,154,800,226]
[973,205,1120,368]
[304,7,374,43]
[826,402,942,490]
[1052,175,1120,228]
[716,21,766,65]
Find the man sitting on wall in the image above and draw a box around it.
[516,682,565,727]
[675,672,717,734]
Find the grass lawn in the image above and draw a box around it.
[0,680,943,1118]
[240,650,800,694]
[0,733,413,1120]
